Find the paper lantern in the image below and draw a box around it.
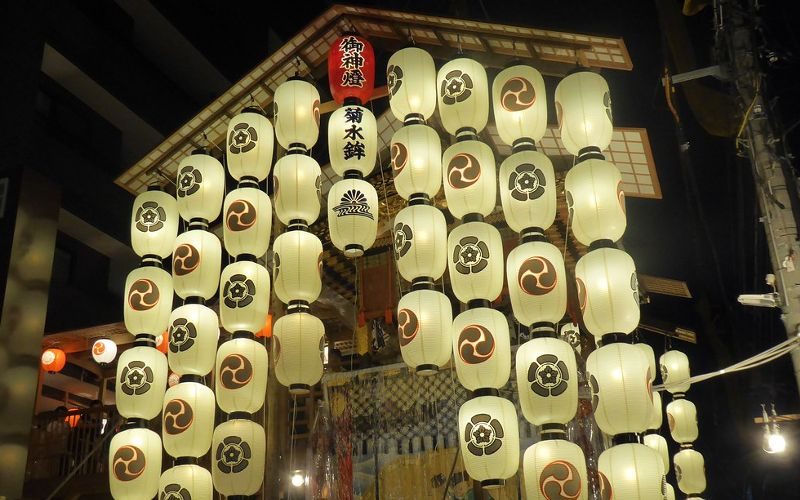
[226,109,274,182]
[168,372,180,387]
[447,221,503,303]
[162,381,215,458]
[274,78,320,150]
[458,395,519,488]
[92,338,117,365]
[272,153,322,226]
[387,47,437,121]
[272,230,323,304]
[666,398,698,444]
[215,337,268,414]
[665,483,676,500]
[507,241,566,328]
[492,65,547,146]
[159,464,213,500]
[516,337,578,426]
[565,158,625,246]
[168,304,219,376]
[131,190,178,259]
[660,350,691,394]
[327,178,378,258]
[220,261,270,334]
[328,105,377,177]
[437,58,489,136]
[648,390,664,430]
[256,313,273,338]
[41,348,66,373]
[442,140,496,219]
[393,204,447,282]
[172,230,222,300]
[598,444,665,500]
[397,289,452,374]
[176,152,225,223]
[644,433,670,473]
[452,308,511,391]
[523,439,587,500]
[124,266,173,336]
[211,419,266,496]
[156,331,169,354]
[554,71,613,155]
[223,187,272,259]
[674,449,705,495]
[391,124,442,200]
[273,311,325,395]
[637,343,657,384]
[328,34,375,105]
[116,345,168,420]
[109,427,162,500]
[585,343,652,435]
[574,248,639,339]
[499,150,556,233]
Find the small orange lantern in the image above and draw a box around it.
[41,348,66,373]
[156,331,169,354]
[257,314,273,338]
[65,408,81,428]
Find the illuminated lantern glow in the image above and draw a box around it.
[436,58,489,136]
[554,71,614,155]
[665,483,676,500]
[131,190,178,259]
[387,46,437,121]
[393,204,447,282]
[41,348,66,373]
[637,343,657,384]
[176,152,225,223]
[452,307,511,391]
[124,266,173,336]
[115,343,169,420]
[458,395,519,488]
[523,439,588,500]
[92,338,117,365]
[390,124,442,200]
[565,158,626,246]
[506,239,567,328]
[674,449,706,495]
[328,34,375,105]
[644,433,670,474]
[397,289,452,375]
[328,105,377,177]
[273,310,325,395]
[172,230,222,301]
[274,78,321,151]
[272,153,322,226]
[442,140,496,219]
[327,178,378,258]
[492,65,547,147]
[226,109,274,182]
[223,186,272,259]
[168,304,219,376]
[597,443,665,500]
[666,398,699,444]
[215,337,268,414]
[447,221,504,303]
[272,230,323,304]
[498,150,556,233]
[211,419,266,496]
[162,381,215,458]
[648,390,664,430]
[219,261,270,334]
[109,427,162,500]
[516,337,578,427]
[159,464,213,500]
[660,350,691,395]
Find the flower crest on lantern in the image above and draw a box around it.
[216,435,252,474]
[528,354,570,397]
[465,413,505,456]
[453,235,490,274]
[119,360,154,396]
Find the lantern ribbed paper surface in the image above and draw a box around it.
[159,464,213,500]
[554,71,614,155]
[393,204,447,282]
[397,289,452,373]
[452,307,511,391]
[390,124,442,200]
[565,158,626,246]
[648,390,664,431]
[219,261,270,334]
[492,65,547,146]
[437,58,489,135]
[523,439,588,500]
[124,266,172,336]
[387,47,437,121]
[223,187,272,259]
[215,337,268,414]
[665,483,676,500]
[327,178,378,258]
[272,230,323,304]
[176,152,225,223]
[516,337,578,426]
[498,150,556,233]
[211,419,266,496]
[507,241,566,327]
[92,338,117,365]
[226,110,274,182]
[442,140,496,219]
[574,248,639,338]
[162,382,215,458]
[168,304,219,376]
[328,105,377,177]
[109,427,162,500]
[273,312,325,394]
[458,396,519,487]
[273,154,322,226]
[674,448,706,495]
[666,398,699,444]
[116,345,168,420]
[644,433,670,473]
[274,79,320,150]
[660,350,692,394]
[328,35,375,105]
[172,230,222,300]
[131,190,178,259]
[637,343,657,383]
[597,443,665,500]
[447,221,504,303]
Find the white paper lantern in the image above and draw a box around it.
[176,152,225,223]
[674,449,705,495]
[644,433,670,474]
[116,345,168,420]
[507,241,566,328]
[598,443,665,500]
[397,289,452,374]
[220,261,270,334]
[516,337,578,426]
[168,304,219,376]
[92,338,118,365]
[554,71,613,155]
[492,65,547,146]
[442,140,496,219]
[109,427,162,500]
[499,150,556,233]
[328,178,378,257]
[665,482,676,500]
[574,248,639,338]
[437,58,489,136]
[447,221,503,303]
[131,190,179,259]
[637,343,657,383]
[172,230,222,300]
[387,47,437,121]
[660,350,691,394]
[273,311,325,395]
[211,419,266,496]
[215,337,268,414]
[452,308,511,391]
[648,390,664,430]
[162,381,215,458]
[459,396,519,488]
[391,124,442,200]
[565,158,625,246]
[273,153,322,226]
[328,105,376,177]
[274,78,320,150]
[226,109,274,182]
[666,398,698,444]
[223,187,272,258]
[124,266,172,336]
[393,204,447,282]
[523,439,587,500]
[159,464,213,500]
[272,230,323,304]
[585,343,652,435]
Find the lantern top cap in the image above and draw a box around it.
[241,106,265,116]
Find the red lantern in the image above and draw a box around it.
[328,34,375,105]
[41,348,66,373]
[156,331,169,354]
[65,408,81,428]
[256,313,273,338]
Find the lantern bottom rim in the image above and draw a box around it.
[415,364,439,376]
[289,383,312,395]
[480,479,505,489]
[344,244,365,258]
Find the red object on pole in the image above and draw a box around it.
[328,34,375,105]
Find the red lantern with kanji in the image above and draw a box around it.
[328,34,375,105]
